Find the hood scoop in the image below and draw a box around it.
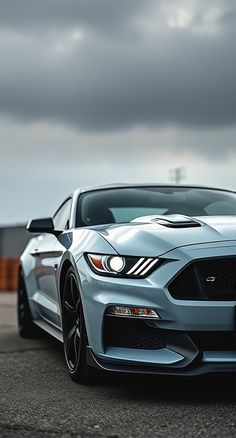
[131,214,203,228]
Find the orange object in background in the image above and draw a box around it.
[0,258,19,291]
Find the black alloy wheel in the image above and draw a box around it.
[62,267,94,383]
[17,272,39,338]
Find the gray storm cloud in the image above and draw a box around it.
[0,0,235,223]
[0,0,235,134]
[0,0,152,32]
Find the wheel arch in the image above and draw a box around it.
[18,262,27,289]
[59,259,74,304]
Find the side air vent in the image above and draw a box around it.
[132,214,203,228]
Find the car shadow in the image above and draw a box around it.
[5,329,235,404]
[99,372,236,403]
[41,334,236,403]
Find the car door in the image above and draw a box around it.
[33,198,72,327]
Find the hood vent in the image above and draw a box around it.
[132,214,203,228]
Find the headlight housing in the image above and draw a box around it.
[85,253,161,278]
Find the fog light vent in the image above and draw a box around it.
[104,317,165,349]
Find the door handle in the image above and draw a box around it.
[31,249,39,256]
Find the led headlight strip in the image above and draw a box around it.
[86,254,160,278]
[126,257,158,276]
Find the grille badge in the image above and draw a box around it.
[206,276,216,282]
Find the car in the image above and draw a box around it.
[18,184,236,383]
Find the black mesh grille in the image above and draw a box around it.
[189,332,236,351]
[104,317,166,350]
[168,257,236,300]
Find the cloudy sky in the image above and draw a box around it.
[0,0,235,224]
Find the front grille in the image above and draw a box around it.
[168,257,236,300]
[103,316,166,350]
[189,332,236,351]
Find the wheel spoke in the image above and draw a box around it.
[19,307,24,317]
[76,326,80,339]
[64,274,77,311]
[66,325,76,355]
[64,300,76,314]
[70,275,77,307]
[74,329,80,361]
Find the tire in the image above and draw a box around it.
[17,271,39,338]
[61,267,95,384]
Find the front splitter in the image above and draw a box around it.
[86,347,236,376]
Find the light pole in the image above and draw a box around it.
[169,167,186,184]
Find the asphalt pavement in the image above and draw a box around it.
[0,292,235,438]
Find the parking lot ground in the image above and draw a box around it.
[0,292,235,437]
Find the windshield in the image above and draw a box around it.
[76,187,236,226]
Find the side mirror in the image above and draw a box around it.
[27,217,61,235]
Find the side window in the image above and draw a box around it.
[204,201,236,215]
[53,199,72,230]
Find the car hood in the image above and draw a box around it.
[96,216,236,257]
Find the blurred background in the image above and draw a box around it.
[0,0,235,290]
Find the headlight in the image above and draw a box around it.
[85,254,161,278]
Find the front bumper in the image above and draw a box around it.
[77,242,236,375]
[86,347,236,376]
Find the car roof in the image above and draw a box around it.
[73,183,235,197]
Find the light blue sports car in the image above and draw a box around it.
[18,184,236,383]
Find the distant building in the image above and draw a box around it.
[0,224,29,257]
[0,224,30,291]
